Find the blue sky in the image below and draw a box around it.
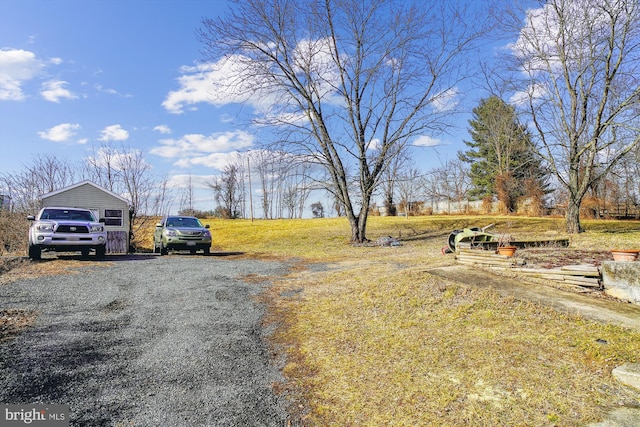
[0,0,517,214]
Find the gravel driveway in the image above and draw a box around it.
[0,254,293,426]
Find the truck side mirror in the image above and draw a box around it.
[27,215,35,221]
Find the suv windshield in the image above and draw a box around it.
[166,217,203,228]
[41,209,95,221]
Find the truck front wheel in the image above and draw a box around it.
[96,245,106,259]
[28,244,42,260]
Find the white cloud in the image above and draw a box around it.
[431,87,460,112]
[174,152,238,170]
[162,59,261,114]
[150,130,254,170]
[37,123,80,142]
[412,135,441,147]
[88,147,150,171]
[367,138,381,151]
[0,48,44,101]
[509,82,548,106]
[94,84,132,97]
[509,1,621,73]
[166,174,215,189]
[99,124,129,142]
[153,124,172,134]
[163,44,341,115]
[41,80,77,103]
[220,114,236,124]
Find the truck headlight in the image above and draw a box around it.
[90,225,104,232]
[37,223,53,231]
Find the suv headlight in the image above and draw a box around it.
[37,223,53,231]
[90,224,104,232]
[203,230,211,237]
[164,229,176,236]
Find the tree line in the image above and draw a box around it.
[2,100,637,223]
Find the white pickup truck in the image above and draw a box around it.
[27,207,107,260]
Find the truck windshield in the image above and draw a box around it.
[41,209,95,221]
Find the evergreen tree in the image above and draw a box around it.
[459,96,547,212]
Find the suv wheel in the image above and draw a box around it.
[28,244,42,260]
[160,244,168,256]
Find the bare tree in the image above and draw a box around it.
[179,175,195,216]
[379,150,413,216]
[230,152,248,218]
[82,143,156,218]
[198,0,488,242]
[422,159,472,213]
[0,154,77,212]
[117,148,154,217]
[504,0,640,232]
[396,167,423,215]
[251,150,278,219]
[209,164,243,218]
[151,175,175,216]
[83,142,120,192]
[280,160,314,218]
[596,140,640,217]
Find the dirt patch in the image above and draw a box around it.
[519,247,613,269]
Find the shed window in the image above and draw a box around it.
[104,209,123,226]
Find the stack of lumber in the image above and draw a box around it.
[511,265,601,289]
[455,248,519,267]
[455,249,602,291]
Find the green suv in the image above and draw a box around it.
[153,215,212,255]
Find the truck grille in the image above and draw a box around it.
[56,225,89,233]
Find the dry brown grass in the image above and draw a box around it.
[267,260,640,426]
[2,215,639,425]
[238,215,640,426]
[0,210,29,255]
[0,256,108,286]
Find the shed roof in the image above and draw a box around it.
[41,180,130,205]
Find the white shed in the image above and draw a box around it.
[41,181,131,253]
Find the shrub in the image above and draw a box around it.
[0,210,29,255]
